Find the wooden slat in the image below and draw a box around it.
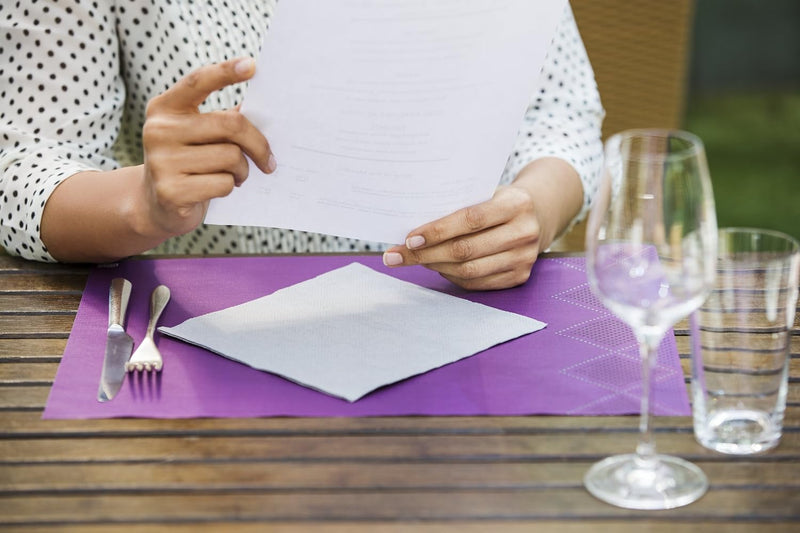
[0,338,68,358]
[1,489,799,524]
[675,334,800,356]
[2,461,797,494]
[0,293,82,313]
[679,357,800,378]
[0,522,794,533]
[0,252,88,274]
[0,361,58,382]
[0,315,75,337]
[674,330,800,355]
[0,410,657,435]
[0,385,52,409]
[2,405,799,435]
[3,433,792,464]
[0,273,88,292]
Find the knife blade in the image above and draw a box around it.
[97,278,134,402]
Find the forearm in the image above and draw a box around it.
[40,166,172,263]
[510,156,583,251]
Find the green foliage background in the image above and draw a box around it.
[685,92,799,240]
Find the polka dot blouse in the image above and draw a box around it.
[0,0,604,262]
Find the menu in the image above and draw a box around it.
[204,0,566,244]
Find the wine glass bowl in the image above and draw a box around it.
[583,129,718,510]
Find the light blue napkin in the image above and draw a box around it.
[160,263,545,401]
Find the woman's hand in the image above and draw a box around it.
[41,57,276,263]
[382,185,544,290]
[381,157,584,291]
[138,57,275,238]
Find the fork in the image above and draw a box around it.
[126,284,171,372]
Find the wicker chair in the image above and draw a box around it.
[550,0,696,251]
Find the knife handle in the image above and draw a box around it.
[109,278,132,328]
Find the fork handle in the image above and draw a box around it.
[146,285,171,337]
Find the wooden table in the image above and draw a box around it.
[2,250,798,532]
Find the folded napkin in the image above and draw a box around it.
[159,263,545,401]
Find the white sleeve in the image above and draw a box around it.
[0,1,124,261]
[500,3,605,222]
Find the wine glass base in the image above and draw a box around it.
[584,453,708,510]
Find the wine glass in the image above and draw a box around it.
[583,129,718,509]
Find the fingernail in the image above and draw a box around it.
[267,153,277,173]
[382,252,403,266]
[235,57,255,76]
[406,235,425,249]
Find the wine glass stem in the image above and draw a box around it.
[635,330,665,467]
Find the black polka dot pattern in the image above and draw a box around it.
[500,5,604,218]
[0,1,603,262]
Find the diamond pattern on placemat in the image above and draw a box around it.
[553,272,684,415]
[550,256,587,271]
[560,350,683,415]
[562,351,678,390]
[562,352,641,389]
[552,282,608,312]
[557,315,638,351]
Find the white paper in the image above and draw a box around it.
[159,263,546,402]
[204,0,566,244]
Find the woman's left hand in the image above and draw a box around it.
[382,184,545,291]
[381,157,585,291]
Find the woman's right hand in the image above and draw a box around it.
[40,57,275,263]
[138,57,275,239]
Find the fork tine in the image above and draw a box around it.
[126,338,163,372]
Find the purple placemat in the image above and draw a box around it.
[43,255,690,419]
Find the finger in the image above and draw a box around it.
[441,267,531,291]
[154,172,237,208]
[387,228,502,266]
[384,218,533,267]
[148,57,256,114]
[147,143,248,187]
[402,198,512,252]
[425,245,529,279]
[189,111,274,174]
[184,173,239,199]
[435,248,536,290]
[146,110,275,174]
[176,144,251,186]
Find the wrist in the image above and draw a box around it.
[512,157,583,247]
[122,166,174,246]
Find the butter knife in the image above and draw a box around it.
[97,278,134,402]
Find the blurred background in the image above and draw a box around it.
[686,0,799,239]
[568,0,798,249]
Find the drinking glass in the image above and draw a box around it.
[583,129,718,509]
[691,228,800,455]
